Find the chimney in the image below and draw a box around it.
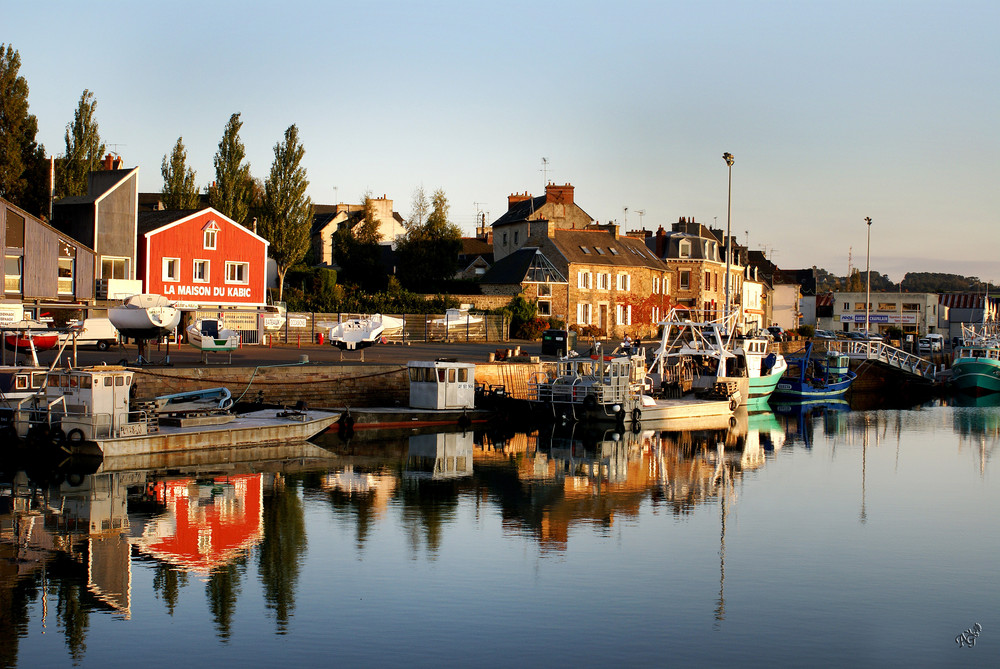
[544,182,574,206]
[103,153,114,170]
[508,191,532,210]
[655,225,666,257]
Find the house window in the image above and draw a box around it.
[615,304,633,326]
[598,273,610,290]
[609,248,619,255]
[226,261,249,284]
[679,240,691,258]
[57,258,74,295]
[653,276,660,294]
[538,283,552,297]
[503,232,508,246]
[577,303,591,324]
[843,302,850,310]
[855,302,870,310]
[5,210,25,247]
[204,222,219,250]
[651,306,660,323]
[580,246,591,254]
[163,258,180,282]
[680,270,690,290]
[4,256,22,293]
[513,231,519,245]
[193,260,209,283]
[101,257,129,280]
[596,247,606,255]
[538,301,551,316]
[577,271,592,289]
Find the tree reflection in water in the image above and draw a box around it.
[258,474,306,633]
[208,560,246,640]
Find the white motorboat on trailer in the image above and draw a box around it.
[328,314,386,350]
[186,318,240,352]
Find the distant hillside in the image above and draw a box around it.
[813,270,996,293]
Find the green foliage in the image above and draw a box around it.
[280,265,458,314]
[208,112,254,224]
[886,325,903,341]
[797,324,814,337]
[334,194,385,291]
[899,272,996,293]
[395,188,462,291]
[507,296,546,340]
[260,124,313,300]
[0,44,47,217]
[57,89,105,198]
[161,137,200,209]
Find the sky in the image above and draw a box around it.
[4,0,998,282]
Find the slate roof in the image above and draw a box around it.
[492,196,547,226]
[549,228,665,270]
[480,248,566,285]
[138,209,202,237]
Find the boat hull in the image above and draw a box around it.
[329,316,385,350]
[83,409,339,458]
[770,371,857,401]
[950,358,1000,394]
[110,294,181,340]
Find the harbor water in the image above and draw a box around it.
[2,398,998,667]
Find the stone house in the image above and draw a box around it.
[311,195,405,266]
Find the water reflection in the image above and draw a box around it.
[2,401,997,665]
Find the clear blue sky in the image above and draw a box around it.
[6,0,998,282]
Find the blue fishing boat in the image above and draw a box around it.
[771,341,856,401]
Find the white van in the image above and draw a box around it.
[58,318,120,351]
[925,333,944,352]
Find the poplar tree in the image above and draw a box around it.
[57,89,105,197]
[160,136,200,209]
[260,124,312,300]
[208,112,253,224]
[0,44,48,217]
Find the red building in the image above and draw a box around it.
[138,208,269,307]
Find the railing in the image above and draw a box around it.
[823,340,936,379]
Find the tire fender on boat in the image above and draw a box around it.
[631,407,641,423]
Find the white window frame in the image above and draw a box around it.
[679,240,691,258]
[577,271,592,290]
[5,255,22,293]
[57,257,74,295]
[597,272,610,290]
[577,303,591,325]
[653,276,660,294]
[226,261,250,285]
[101,256,129,280]
[204,222,219,250]
[538,300,551,316]
[193,259,210,283]
[162,257,180,282]
[617,273,631,291]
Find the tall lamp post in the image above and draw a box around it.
[723,152,734,327]
[865,217,873,345]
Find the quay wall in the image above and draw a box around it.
[133,361,547,408]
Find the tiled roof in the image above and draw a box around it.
[492,196,547,226]
[138,209,201,236]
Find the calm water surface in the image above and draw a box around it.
[2,398,998,667]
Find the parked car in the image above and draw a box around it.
[57,317,120,351]
[925,334,944,351]
[814,329,836,340]
[917,338,931,354]
[766,326,787,342]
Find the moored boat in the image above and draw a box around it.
[3,320,59,352]
[4,365,339,458]
[109,293,181,340]
[770,342,856,401]
[186,318,240,352]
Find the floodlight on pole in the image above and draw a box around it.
[723,152,734,326]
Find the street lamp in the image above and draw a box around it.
[723,152,734,326]
[865,217,873,346]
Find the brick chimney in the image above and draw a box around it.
[508,191,532,210]
[102,153,123,170]
[655,225,666,257]
[544,182,574,206]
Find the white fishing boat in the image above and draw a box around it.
[109,294,181,340]
[328,314,386,350]
[528,344,738,426]
[649,309,786,408]
[186,318,240,352]
[5,365,339,458]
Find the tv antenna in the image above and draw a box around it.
[540,157,550,184]
[636,209,646,228]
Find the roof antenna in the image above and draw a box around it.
[540,157,550,186]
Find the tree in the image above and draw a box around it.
[407,185,430,231]
[395,188,462,290]
[259,124,312,300]
[0,44,48,217]
[333,193,384,291]
[160,136,200,209]
[57,89,105,197]
[208,112,253,224]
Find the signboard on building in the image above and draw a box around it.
[840,314,917,324]
[0,303,25,326]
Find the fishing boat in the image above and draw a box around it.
[3,320,59,352]
[650,311,787,408]
[109,293,181,340]
[528,344,738,426]
[186,318,240,352]
[950,320,1000,394]
[3,365,339,458]
[770,341,856,401]
[0,366,49,404]
[328,314,386,350]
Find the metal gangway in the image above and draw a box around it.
[823,340,938,380]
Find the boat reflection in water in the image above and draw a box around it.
[771,399,851,447]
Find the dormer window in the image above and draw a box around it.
[203,221,220,250]
[679,240,691,258]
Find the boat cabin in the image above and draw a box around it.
[408,360,476,409]
[0,367,49,403]
[44,366,142,440]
